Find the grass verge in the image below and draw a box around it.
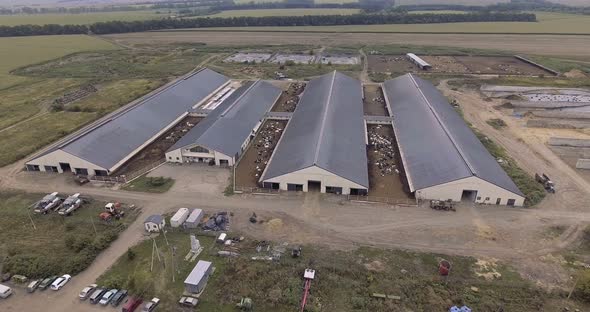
[474,130,546,207]
[97,230,589,311]
[122,176,175,193]
[0,191,139,278]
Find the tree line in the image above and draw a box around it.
[0,12,536,37]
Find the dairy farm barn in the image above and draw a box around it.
[25,69,230,176]
[260,71,369,196]
[382,74,525,206]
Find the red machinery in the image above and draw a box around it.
[300,269,315,312]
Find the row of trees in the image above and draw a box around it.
[0,12,537,37]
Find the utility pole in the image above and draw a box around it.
[90,216,98,236]
[163,230,169,246]
[27,208,37,230]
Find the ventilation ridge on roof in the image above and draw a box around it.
[313,71,337,164]
[220,80,260,117]
[408,74,477,176]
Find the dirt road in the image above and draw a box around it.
[3,82,590,310]
[104,32,590,57]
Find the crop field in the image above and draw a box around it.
[184,12,590,34]
[0,35,116,89]
[97,230,590,311]
[0,191,139,278]
[210,8,360,17]
[0,10,163,26]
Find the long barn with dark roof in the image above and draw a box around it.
[382,74,524,206]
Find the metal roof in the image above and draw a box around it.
[261,71,369,188]
[144,214,164,224]
[168,80,281,157]
[34,69,229,171]
[406,53,431,68]
[184,260,212,285]
[383,74,523,197]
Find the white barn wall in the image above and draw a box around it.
[26,149,108,175]
[415,176,525,206]
[165,144,234,166]
[263,165,367,195]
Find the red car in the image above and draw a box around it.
[122,297,143,312]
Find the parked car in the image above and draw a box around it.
[26,279,41,293]
[99,288,118,305]
[78,284,97,300]
[50,274,71,291]
[38,276,57,290]
[89,287,106,304]
[111,289,128,307]
[142,297,160,312]
[179,296,198,307]
[0,284,13,299]
[122,297,143,312]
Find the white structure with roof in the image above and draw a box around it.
[170,208,190,228]
[406,53,432,70]
[166,80,281,166]
[144,214,166,232]
[382,74,525,206]
[184,209,203,229]
[25,69,230,176]
[260,71,369,195]
[184,260,213,294]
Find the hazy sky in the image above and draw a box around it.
[0,0,587,7]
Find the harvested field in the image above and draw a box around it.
[104,32,590,57]
[367,54,416,73]
[112,116,201,176]
[366,125,411,199]
[455,56,552,75]
[363,85,388,116]
[271,82,305,112]
[235,120,287,189]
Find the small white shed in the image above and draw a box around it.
[144,214,166,233]
[183,209,203,229]
[171,208,190,228]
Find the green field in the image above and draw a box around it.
[0,191,139,278]
[0,11,164,26]
[211,8,360,17]
[0,37,209,167]
[194,12,590,34]
[97,230,590,311]
[0,35,116,89]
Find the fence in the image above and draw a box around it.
[234,186,280,194]
[347,195,417,206]
[90,159,166,184]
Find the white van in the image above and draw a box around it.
[0,284,13,298]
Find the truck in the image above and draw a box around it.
[33,192,61,214]
[100,203,125,221]
[57,193,82,216]
[535,173,555,193]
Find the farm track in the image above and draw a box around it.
[104,32,590,57]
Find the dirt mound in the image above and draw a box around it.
[564,69,588,78]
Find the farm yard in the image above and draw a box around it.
[363,85,388,116]
[271,82,305,113]
[235,120,287,190]
[368,54,556,76]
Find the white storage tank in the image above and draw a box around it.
[170,208,190,228]
[184,208,203,229]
